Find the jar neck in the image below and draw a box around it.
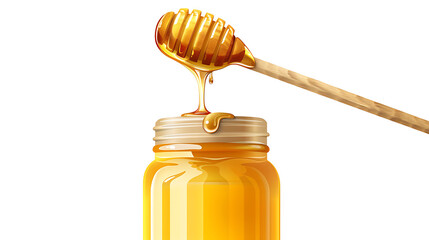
[153,143,269,160]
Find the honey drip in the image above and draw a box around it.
[155,8,256,115]
[203,112,235,133]
[182,68,211,115]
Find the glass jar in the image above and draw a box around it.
[144,116,280,240]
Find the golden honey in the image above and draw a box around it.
[147,9,280,240]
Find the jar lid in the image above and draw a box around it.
[153,115,269,145]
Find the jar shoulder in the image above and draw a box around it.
[144,158,279,187]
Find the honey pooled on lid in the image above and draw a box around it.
[203,112,235,133]
[155,8,256,115]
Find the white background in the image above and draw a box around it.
[1,0,428,239]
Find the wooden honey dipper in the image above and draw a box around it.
[155,8,429,134]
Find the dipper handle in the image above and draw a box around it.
[253,58,429,134]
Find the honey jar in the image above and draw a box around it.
[143,115,280,240]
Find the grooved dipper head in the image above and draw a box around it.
[155,8,255,72]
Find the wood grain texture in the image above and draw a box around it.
[252,58,429,134]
